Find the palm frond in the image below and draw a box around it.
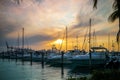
[93,0,97,9]
[113,0,119,10]
[108,10,119,22]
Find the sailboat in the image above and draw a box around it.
[46,27,73,66]
[70,46,109,67]
[70,19,109,68]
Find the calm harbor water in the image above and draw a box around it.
[0,59,69,80]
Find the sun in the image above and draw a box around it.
[55,39,63,44]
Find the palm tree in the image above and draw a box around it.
[93,0,97,9]
[93,0,120,51]
[108,0,120,51]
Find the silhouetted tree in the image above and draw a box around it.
[93,0,120,51]
[93,0,97,9]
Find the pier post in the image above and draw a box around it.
[9,50,11,60]
[89,19,92,71]
[30,51,32,65]
[15,51,17,62]
[2,52,4,61]
[8,51,10,61]
[22,50,24,65]
[61,51,64,78]
[41,52,44,69]
[22,28,24,65]
[8,50,11,62]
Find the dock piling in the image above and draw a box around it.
[41,51,44,69]
[61,51,64,78]
[30,52,32,65]
[2,52,4,61]
[15,51,17,62]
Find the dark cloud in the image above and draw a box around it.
[70,0,112,30]
[0,0,45,50]
[0,0,44,7]
[71,14,103,30]
[26,34,54,45]
[95,29,117,37]
[0,33,54,48]
[0,0,14,6]
[0,0,20,9]
[0,10,21,48]
[34,0,44,3]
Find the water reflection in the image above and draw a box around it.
[0,59,69,80]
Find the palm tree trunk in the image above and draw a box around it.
[118,16,120,52]
[118,4,120,52]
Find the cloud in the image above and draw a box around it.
[70,0,114,30]
[26,34,54,45]
[0,16,20,42]
[1,33,54,48]
[0,0,118,51]
[0,0,15,7]
[67,0,116,40]
[72,16,103,29]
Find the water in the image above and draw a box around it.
[0,59,69,80]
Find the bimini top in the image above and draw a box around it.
[91,46,108,52]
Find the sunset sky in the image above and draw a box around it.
[0,0,119,52]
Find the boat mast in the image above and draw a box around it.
[94,30,97,47]
[59,32,65,51]
[82,27,88,50]
[22,28,24,50]
[76,35,78,50]
[66,26,67,52]
[89,18,92,69]
[72,41,73,49]
[22,28,24,62]
[18,33,19,49]
[93,29,95,47]
[108,33,110,51]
